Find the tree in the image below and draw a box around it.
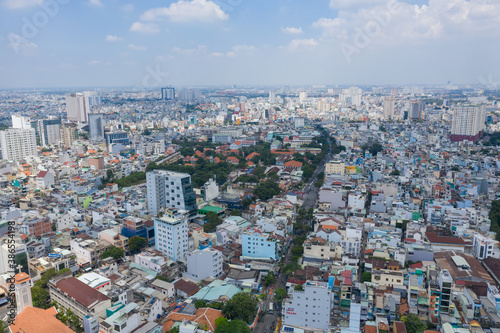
[0,320,9,333]
[229,210,242,217]
[128,236,147,253]
[390,169,400,176]
[253,180,281,201]
[361,272,372,283]
[274,288,287,302]
[102,246,124,260]
[222,292,258,324]
[51,223,56,231]
[291,245,304,257]
[203,211,223,232]
[215,317,228,328]
[215,319,251,333]
[402,314,426,333]
[294,285,304,291]
[195,300,208,309]
[31,286,50,309]
[263,273,275,287]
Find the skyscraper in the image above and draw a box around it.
[146,170,197,217]
[383,97,395,119]
[269,91,276,103]
[161,87,175,100]
[37,118,61,146]
[83,91,102,106]
[451,105,486,142]
[409,101,421,120]
[0,128,37,161]
[60,124,77,149]
[66,93,89,123]
[299,91,307,104]
[88,114,104,141]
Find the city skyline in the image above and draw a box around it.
[1,0,499,89]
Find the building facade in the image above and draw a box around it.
[451,105,486,142]
[0,128,37,161]
[154,209,188,261]
[184,248,223,282]
[147,170,197,217]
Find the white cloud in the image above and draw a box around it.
[1,0,43,9]
[172,45,207,55]
[88,60,103,65]
[128,44,147,51]
[130,22,160,34]
[210,52,224,57]
[314,0,500,46]
[140,0,228,22]
[281,27,303,34]
[288,38,318,50]
[88,0,103,7]
[121,4,134,12]
[105,35,123,42]
[329,0,387,9]
[6,33,38,55]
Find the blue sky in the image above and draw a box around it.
[0,0,499,89]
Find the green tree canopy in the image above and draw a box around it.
[402,314,427,333]
[361,272,372,283]
[214,319,251,333]
[128,236,147,253]
[274,287,287,302]
[102,246,125,260]
[222,292,258,324]
[263,273,275,287]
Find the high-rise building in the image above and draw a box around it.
[83,91,102,106]
[299,91,307,104]
[451,105,486,142]
[88,114,104,141]
[341,87,362,107]
[269,91,276,103]
[60,125,77,149]
[0,128,37,161]
[11,115,31,130]
[146,170,197,217]
[409,101,421,119]
[383,97,395,119]
[154,209,188,261]
[161,87,175,100]
[105,131,129,146]
[283,281,332,331]
[37,118,61,146]
[66,93,89,123]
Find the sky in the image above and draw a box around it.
[0,0,499,89]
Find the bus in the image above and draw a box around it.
[268,302,273,314]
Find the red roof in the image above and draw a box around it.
[55,278,110,307]
[36,171,48,178]
[425,232,466,245]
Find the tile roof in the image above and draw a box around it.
[55,277,110,308]
[9,306,75,333]
[173,279,200,296]
[425,232,466,245]
[165,307,222,331]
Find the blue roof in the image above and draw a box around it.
[190,280,241,301]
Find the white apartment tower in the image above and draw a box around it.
[383,97,395,119]
[184,248,223,282]
[154,209,188,261]
[146,170,197,217]
[472,233,494,260]
[283,281,332,331]
[451,105,486,143]
[66,93,89,123]
[0,128,37,161]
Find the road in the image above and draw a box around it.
[253,139,333,332]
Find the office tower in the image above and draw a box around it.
[37,118,61,146]
[66,93,89,123]
[154,209,188,261]
[60,124,77,149]
[383,97,395,119]
[105,131,129,146]
[451,105,486,142]
[11,115,31,130]
[146,170,197,217]
[178,89,201,102]
[295,117,305,128]
[88,114,104,141]
[83,91,102,106]
[409,101,420,119]
[161,87,175,100]
[391,88,398,96]
[269,91,276,103]
[419,101,426,120]
[0,128,37,161]
[299,92,307,104]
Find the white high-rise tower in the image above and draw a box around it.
[15,271,33,314]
